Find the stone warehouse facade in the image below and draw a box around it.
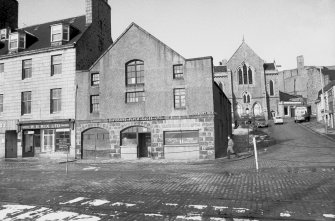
[214,40,279,121]
[0,0,112,159]
[76,23,232,160]
[278,56,335,116]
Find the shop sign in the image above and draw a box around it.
[21,123,70,130]
[55,131,71,152]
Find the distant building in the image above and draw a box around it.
[0,0,112,159]
[278,56,335,116]
[75,23,232,160]
[214,40,279,121]
[316,81,335,128]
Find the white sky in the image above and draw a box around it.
[17,0,335,70]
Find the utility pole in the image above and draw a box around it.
[319,67,328,134]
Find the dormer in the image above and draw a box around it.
[8,30,37,53]
[0,28,9,41]
[50,23,70,46]
[8,31,25,52]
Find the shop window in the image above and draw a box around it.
[126,60,144,86]
[21,91,32,115]
[173,64,183,79]
[90,95,99,113]
[126,91,145,103]
[0,94,3,113]
[164,130,199,145]
[121,126,148,146]
[91,73,100,86]
[174,88,186,109]
[50,88,61,113]
[42,129,54,152]
[22,59,32,79]
[51,55,62,76]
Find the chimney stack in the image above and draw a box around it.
[86,0,110,26]
[297,55,304,73]
[0,0,18,29]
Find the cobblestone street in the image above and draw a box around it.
[0,121,335,220]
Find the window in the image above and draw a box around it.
[90,95,99,113]
[253,103,262,116]
[0,94,3,113]
[51,24,69,42]
[9,33,25,50]
[174,88,186,109]
[9,33,18,49]
[126,60,144,85]
[0,29,7,40]
[51,55,62,76]
[238,64,253,85]
[22,59,32,79]
[50,89,61,113]
[242,92,250,103]
[164,131,199,145]
[126,91,145,103]
[0,63,4,73]
[21,91,32,115]
[42,129,54,152]
[269,80,274,96]
[91,73,100,86]
[173,64,183,79]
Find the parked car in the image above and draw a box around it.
[255,118,268,128]
[274,116,284,124]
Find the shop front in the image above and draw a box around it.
[19,120,75,158]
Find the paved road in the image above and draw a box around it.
[0,121,335,220]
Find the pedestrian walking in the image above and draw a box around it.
[227,135,239,159]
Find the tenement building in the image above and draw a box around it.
[0,0,112,159]
[214,40,279,121]
[76,23,232,160]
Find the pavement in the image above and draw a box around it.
[297,118,335,142]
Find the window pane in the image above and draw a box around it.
[181,131,199,144]
[164,132,182,145]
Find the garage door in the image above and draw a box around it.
[82,128,111,159]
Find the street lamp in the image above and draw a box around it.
[319,67,328,134]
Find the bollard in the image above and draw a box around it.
[253,137,259,172]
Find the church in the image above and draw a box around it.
[214,40,279,122]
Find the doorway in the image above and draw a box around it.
[138,133,151,158]
[23,131,34,157]
[5,131,17,158]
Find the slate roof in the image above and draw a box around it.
[214,65,227,73]
[279,91,302,102]
[264,63,276,71]
[322,66,335,81]
[0,15,87,56]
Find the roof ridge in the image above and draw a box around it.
[18,15,85,30]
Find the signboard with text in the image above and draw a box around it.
[21,123,70,130]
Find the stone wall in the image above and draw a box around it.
[76,115,216,160]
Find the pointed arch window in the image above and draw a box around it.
[248,68,253,84]
[269,80,274,96]
[242,92,251,103]
[238,64,253,85]
[243,64,248,84]
[253,103,262,116]
[238,69,243,84]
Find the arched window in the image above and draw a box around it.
[248,68,253,84]
[126,60,144,86]
[237,104,243,116]
[238,69,243,84]
[243,64,248,84]
[242,92,251,103]
[269,80,274,96]
[253,103,262,116]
